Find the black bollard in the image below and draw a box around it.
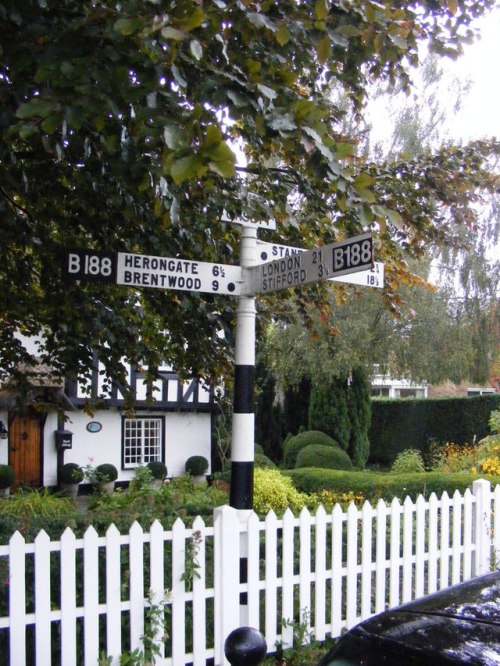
[224,626,267,666]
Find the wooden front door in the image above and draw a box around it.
[9,413,42,486]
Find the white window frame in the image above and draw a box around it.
[122,416,164,469]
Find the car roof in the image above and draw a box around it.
[319,572,500,665]
[396,571,500,625]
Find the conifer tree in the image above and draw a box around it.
[348,366,372,468]
[308,376,351,451]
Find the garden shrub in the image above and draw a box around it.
[253,468,308,515]
[59,462,84,484]
[185,456,209,475]
[439,443,478,473]
[0,489,83,543]
[285,468,499,503]
[476,409,500,476]
[84,474,229,531]
[308,488,364,510]
[391,449,425,474]
[283,430,339,469]
[295,444,352,471]
[254,452,276,468]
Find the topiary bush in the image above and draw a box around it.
[0,464,15,489]
[147,460,168,479]
[60,462,84,484]
[295,444,353,471]
[253,467,308,515]
[283,430,339,469]
[95,463,118,482]
[391,449,425,474]
[185,455,209,476]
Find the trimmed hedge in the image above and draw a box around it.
[283,430,339,468]
[285,467,500,502]
[295,444,353,471]
[369,394,500,466]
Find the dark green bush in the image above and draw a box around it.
[0,464,14,489]
[254,452,277,468]
[185,455,209,475]
[147,461,168,479]
[285,468,498,503]
[283,430,339,469]
[60,462,84,483]
[295,444,352,471]
[96,463,118,482]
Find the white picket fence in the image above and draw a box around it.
[0,478,498,666]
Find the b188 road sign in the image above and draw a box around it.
[256,240,384,288]
[63,249,242,295]
[248,233,373,295]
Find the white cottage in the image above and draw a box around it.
[0,340,214,487]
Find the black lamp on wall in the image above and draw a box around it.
[0,421,8,440]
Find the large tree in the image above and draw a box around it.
[0,0,498,400]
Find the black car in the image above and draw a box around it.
[318,571,500,665]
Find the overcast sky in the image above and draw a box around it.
[445,10,500,141]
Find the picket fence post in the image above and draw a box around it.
[472,478,492,575]
[213,505,241,666]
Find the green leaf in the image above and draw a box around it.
[257,84,277,100]
[316,35,332,65]
[275,25,291,46]
[336,25,361,37]
[171,65,187,88]
[18,123,38,140]
[170,155,200,184]
[386,208,404,228]
[202,125,223,150]
[247,12,276,31]
[113,18,141,36]
[332,142,353,159]
[16,98,54,120]
[209,159,235,178]
[41,114,59,134]
[315,0,329,20]
[163,125,186,150]
[268,114,297,132]
[354,173,374,189]
[161,26,186,41]
[180,7,204,31]
[205,141,235,163]
[358,205,374,226]
[190,39,203,61]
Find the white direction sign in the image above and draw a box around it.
[221,211,277,231]
[248,233,373,295]
[63,249,242,295]
[256,240,384,288]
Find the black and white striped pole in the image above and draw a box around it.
[229,223,258,510]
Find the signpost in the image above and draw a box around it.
[62,230,380,512]
[256,240,384,288]
[63,249,243,296]
[247,232,373,295]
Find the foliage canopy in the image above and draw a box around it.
[0,0,498,399]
